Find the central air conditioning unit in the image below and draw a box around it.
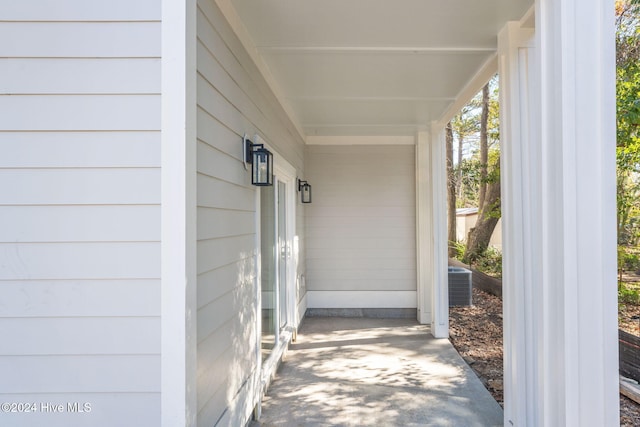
[448,266,472,306]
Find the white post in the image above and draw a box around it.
[498,21,541,426]
[161,0,198,425]
[416,128,448,337]
[430,126,449,338]
[500,0,619,423]
[416,131,432,325]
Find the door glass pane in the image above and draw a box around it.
[278,182,287,329]
[260,185,276,360]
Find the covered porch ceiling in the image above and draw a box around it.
[224,0,534,138]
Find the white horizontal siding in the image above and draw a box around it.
[197,173,254,211]
[307,291,417,309]
[0,5,161,426]
[0,58,160,94]
[304,269,416,289]
[196,235,255,275]
[0,206,159,242]
[195,0,306,425]
[306,237,414,251]
[0,393,159,427]
[0,0,161,21]
[196,2,304,164]
[197,308,255,409]
[0,169,159,205]
[0,355,159,393]
[197,262,248,306]
[197,207,255,241]
[0,317,159,355]
[0,132,160,168]
[0,95,160,131]
[306,145,416,297]
[0,22,160,58]
[197,277,254,343]
[196,108,244,162]
[0,280,159,318]
[0,242,159,280]
[197,140,249,187]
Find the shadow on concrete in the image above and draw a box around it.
[251,317,502,427]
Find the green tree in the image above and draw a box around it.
[464,82,501,263]
[617,0,640,246]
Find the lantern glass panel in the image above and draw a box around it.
[301,183,312,203]
[252,148,273,186]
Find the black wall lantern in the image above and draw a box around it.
[243,134,273,186]
[298,179,312,203]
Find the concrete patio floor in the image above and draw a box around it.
[251,317,503,427]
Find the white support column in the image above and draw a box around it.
[500,0,618,424]
[498,21,540,427]
[538,1,619,425]
[416,131,432,326]
[416,128,449,338]
[161,0,198,425]
[430,126,449,338]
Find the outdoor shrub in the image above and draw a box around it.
[619,283,640,305]
[450,240,466,260]
[618,246,640,272]
[474,246,502,278]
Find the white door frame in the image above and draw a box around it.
[256,137,298,390]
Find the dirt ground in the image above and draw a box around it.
[449,288,640,426]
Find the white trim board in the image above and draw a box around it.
[306,291,416,309]
[306,135,415,146]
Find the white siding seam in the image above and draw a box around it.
[196,283,245,311]
[0,203,160,207]
[196,105,240,136]
[2,93,161,96]
[0,20,161,23]
[197,137,241,159]
[196,257,253,277]
[197,206,254,213]
[0,315,159,319]
[196,171,249,189]
[197,317,233,346]
[197,72,275,141]
[0,56,161,59]
[196,60,302,162]
[0,278,160,282]
[197,234,254,243]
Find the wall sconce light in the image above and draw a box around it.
[243,134,273,186]
[298,179,312,203]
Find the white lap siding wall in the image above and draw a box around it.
[305,144,417,312]
[0,1,161,426]
[195,1,306,425]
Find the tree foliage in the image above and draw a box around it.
[464,82,501,263]
[617,1,640,246]
[446,77,501,267]
[450,78,500,208]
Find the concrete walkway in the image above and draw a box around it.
[252,317,502,427]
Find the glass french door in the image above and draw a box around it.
[260,179,290,361]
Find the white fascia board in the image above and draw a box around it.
[306,135,416,145]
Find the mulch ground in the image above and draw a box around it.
[448,287,640,425]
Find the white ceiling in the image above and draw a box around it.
[229,0,533,137]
